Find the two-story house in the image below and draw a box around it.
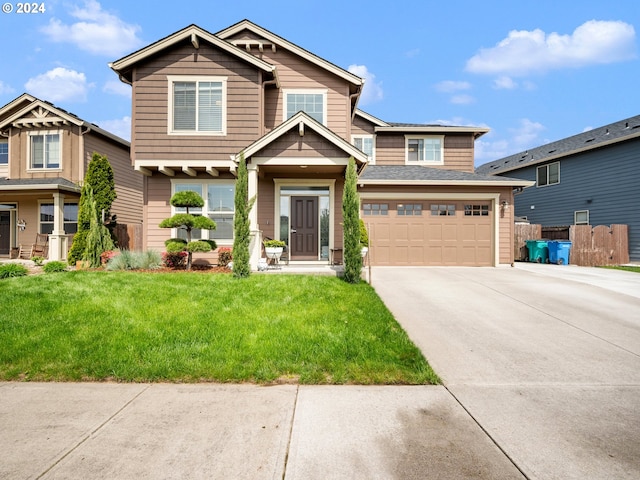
[477,115,640,263]
[0,94,143,261]
[110,20,532,268]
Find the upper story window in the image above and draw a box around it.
[29,131,60,170]
[405,136,443,165]
[0,138,7,165]
[168,76,227,135]
[537,162,559,187]
[284,89,327,125]
[352,135,375,163]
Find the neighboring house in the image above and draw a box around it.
[476,115,640,262]
[0,94,143,260]
[109,20,532,267]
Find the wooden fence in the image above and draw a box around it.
[113,223,143,251]
[514,224,629,266]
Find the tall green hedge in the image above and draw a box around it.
[342,157,361,283]
[233,153,254,278]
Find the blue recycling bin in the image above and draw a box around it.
[526,240,549,263]
[548,240,572,265]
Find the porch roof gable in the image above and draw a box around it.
[234,111,369,166]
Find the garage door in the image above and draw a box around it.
[363,200,493,266]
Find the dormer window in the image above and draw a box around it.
[405,135,443,165]
[168,76,227,135]
[0,138,7,165]
[29,131,60,170]
[284,89,327,125]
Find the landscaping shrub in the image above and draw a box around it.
[0,263,28,279]
[43,261,68,273]
[106,250,162,271]
[218,247,232,266]
[139,250,162,270]
[162,251,188,269]
[31,256,45,266]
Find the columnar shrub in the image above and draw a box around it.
[232,153,254,278]
[342,157,361,283]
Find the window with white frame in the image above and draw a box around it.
[284,90,326,124]
[0,138,7,165]
[574,210,589,225]
[168,76,227,135]
[29,132,60,169]
[537,162,560,187]
[171,181,235,243]
[40,202,78,234]
[352,135,375,163]
[405,136,443,164]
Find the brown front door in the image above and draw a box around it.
[290,196,318,260]
[0,212,10,255]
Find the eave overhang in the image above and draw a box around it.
[375,125,490,139]
[357,179,535,187]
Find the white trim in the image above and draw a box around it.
[404,135,444,165]
[358,179,535,187]
[167,75,228,136]
[273,178,336,260]
[26,130,63,172]
[574,210,589,225]
[355,109,389,127]
[283,89,328,126]
[352,134,375,165]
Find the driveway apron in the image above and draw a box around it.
[372,265,640,480]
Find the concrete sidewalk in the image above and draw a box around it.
[0,382,524,480]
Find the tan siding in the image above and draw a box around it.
[132,42,262,161]
[352,115,376,135]
[498,189,515,264]
[146,175,172,251]
[375,134,405,165]
[257,178,275,239]
[83,133,143,225]
[258,130,347,158]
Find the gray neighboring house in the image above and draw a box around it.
[476,115,640,262]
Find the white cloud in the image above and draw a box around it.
[475,119,547,165]
[0,81,15,95]
[404,48,421,58]
[103,79,131,97]
[509,118,546,149]
[435,80,472,93]
[348,64,383,106]
[96,116,131,141]
[466,20,636,76]
[493,76,518,90]
[25,67,92,102]
[41,0,143,57]
[451,94,475,105]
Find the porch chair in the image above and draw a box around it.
[18,233,49,260]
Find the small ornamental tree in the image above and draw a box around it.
[159,190,217,270]
[232,153,255,278]
[342,157,361,283]
[68,152,116,264]
[83,188,115,268]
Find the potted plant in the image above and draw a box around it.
[264,239,286,262]
[359,219,369,257]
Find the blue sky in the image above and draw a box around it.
[1,0,638,166]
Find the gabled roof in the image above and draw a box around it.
[217,20,363,88]
[234,111,369,167]
[0,93,129,148]
[359,165,533,187]
[477,114,640,176]
[109,24,277,85]
[375,123,490,139]
[355,109,389,127]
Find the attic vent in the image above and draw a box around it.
[504,160,510,164]
[632,124,640,130]
[625,122,629,128]
[605,128,610,135]
[548,149,556,154]
[518,158,526,162]
[585,138,595,143]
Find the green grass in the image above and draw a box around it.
[600,265,640,273]
[0,271,439,385]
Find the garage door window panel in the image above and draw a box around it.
[398,203,422,216]
[363,203,388,216]
[465,205,489,216]
[431,204,456,216]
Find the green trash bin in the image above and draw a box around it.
[548,240,571,265]
[525,239,549,263]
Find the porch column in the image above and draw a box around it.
[48,192,66,261]
[247,164,261,269]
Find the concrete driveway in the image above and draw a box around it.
[372,263,640,480]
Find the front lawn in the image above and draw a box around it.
[0,271,439,385]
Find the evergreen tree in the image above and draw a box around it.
[68,152,116,264]
[83,188,115,268]
[232,153,255,278]
[342,157,361,283]
[159,190,217,270]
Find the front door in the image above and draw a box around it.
[0,212,10,255]
[290,196,318,260]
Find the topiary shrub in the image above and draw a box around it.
[0,263,29,279]
[43,261,67,273]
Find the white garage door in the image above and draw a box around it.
[363,200,493,266]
